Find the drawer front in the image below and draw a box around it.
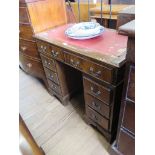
[65,53,83,70]
[40,54,56,72]
[122,101,135,134]
[19,24,34,41]
[50,45,64,62]
[47,79,61,95]
[118,129,135,155]
[86,106,109,130]
[83,77,112,105]
[83,60,113,84]
[49,88,62,101]
[37,41,50,54]
[85,94,110,119]
[19,52,44,79]
[44,68,59,84]
[19,7,30,23]
[37,41,64,62]
[126,66,135,101]
[19,39,40,58]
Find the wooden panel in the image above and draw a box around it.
[118,129,135,155]
[126,66,135,101]
[86,106,109,130]
[19,24,34,41]
[40,54,56,72]
[85,93,110,119]
[19,7,30,23]
[44,67,59,84]
[83,77,112,105]
[27,0,67,33]
[68,2,97,22]
[19,0,26,4]
[122,101,135,134]
[19,0,45,3]
[19,39,40,58]
[90,4,130,15]
[47,79,61,95]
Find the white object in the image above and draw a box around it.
[65,22,104,40]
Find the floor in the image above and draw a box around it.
[19,69,110,155]
[19,116,44,155]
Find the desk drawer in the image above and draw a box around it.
[47,79,61,95]
[40,54,56,72]
[85,94,110,119]
[127,66,135,101]
[19,39,40,58]
[86,106,109,130]
[19,7,30,23]
[37,41,50,54]
[83,60,113,84]
[83,77,112,105]
[19,24,34,41]
[44,68,59,84]
[50,45,64,62]
[19,52,44,79]
[65,53,83,70]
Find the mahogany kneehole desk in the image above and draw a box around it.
[35,24,128,143]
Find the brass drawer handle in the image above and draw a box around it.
[21,46,27,51]
[51,50,59,57]
[44,60,51,66]
[40,45,47,52]
[89,67,101,77]
[27,63,32,68]
[92,114,98,121]
[90,86,101,96]
[70,59,80,68]
[51,84,56,89]
[92,101,101,110]
[44,60,47,64]
[50,74,54,78]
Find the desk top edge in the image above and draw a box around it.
[34,25,128,68]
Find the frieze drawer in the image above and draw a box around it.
[85,93,110,119]
[83,77,112,105]
[50,45,64,62]
[40,54,56,72]
[65,52,83,70]
[44,68,59,84]
[86,106,109,131]
[83,60,113,84]
[37,41,50,54]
